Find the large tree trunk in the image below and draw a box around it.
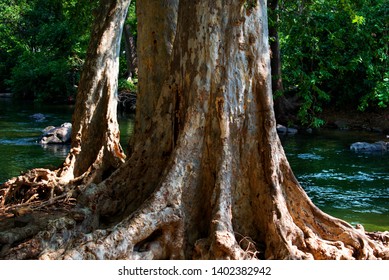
[129,0,178,151]
[1,0,388,260]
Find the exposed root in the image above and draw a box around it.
[366,231,389,246]
[1,157,389,260]
[0,166,85,223]
[194,230,258,260]
[0,168,63,207]
[38,199,183,260]
[0,144,122,217]
[302,224,389,260]
[236,232,261,259]
[0,166,90,258]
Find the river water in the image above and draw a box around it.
[1,97,388,231]
[0,97,133,183]
[281,130,389,231]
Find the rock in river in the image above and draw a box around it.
[350,141,389,153]
[40,123,72,144]
[276,124,298,135]
[30,113,46,122]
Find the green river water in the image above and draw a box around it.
[281,129,389,231]
[1,97,388,231]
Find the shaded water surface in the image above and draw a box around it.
[0,98,72,182]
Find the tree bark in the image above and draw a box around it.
[1,0,389,260]
[129,0,179,151]
[59,0,129,183]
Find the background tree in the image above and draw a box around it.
[117,0,138,113]
[121,0,138,80]
[268,0,298,124]
[278,0,388,126]
[1,0,389,260]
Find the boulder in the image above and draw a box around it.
[334,120,349,130]
[42,125,55,134]
[39,122,72,144]
[30,113,46,122]
[276,124,298,135]
[350,141,389,153]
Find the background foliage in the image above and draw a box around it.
[0,0,95,102]
[278,0,388,126]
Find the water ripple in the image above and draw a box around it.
[0,138,38,145]
[297,153,324,160]
[300,170,378,182]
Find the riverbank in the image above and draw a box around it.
[320,107,389,135]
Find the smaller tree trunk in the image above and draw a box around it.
[0,0,131,233]
[268,0,297,124]
[122,23,138,79]
[269,0,283,96]
[59,0,130,183]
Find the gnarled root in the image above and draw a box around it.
[0,168,63,207]
[36,179,185,260]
